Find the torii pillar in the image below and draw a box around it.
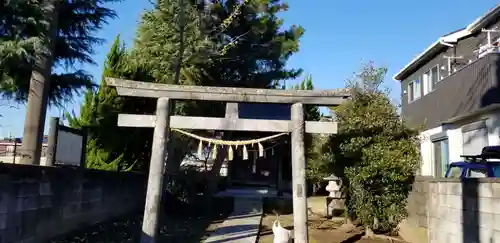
[291,102,308,242]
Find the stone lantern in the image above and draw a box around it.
[323,174,344,217]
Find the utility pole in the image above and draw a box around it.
[19,0,60,165]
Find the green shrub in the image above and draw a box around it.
[324,62,420,234]
[346,139,419,233]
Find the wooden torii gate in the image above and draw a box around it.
[105,78,349,243]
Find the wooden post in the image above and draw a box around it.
[80,127,89,168]
[141,97,171,243]
[44,117,59,166]
[291,102,308,243]
[12,139,17,164]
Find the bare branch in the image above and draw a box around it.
[215,0,251,55]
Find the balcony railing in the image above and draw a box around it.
[402,53,500,129]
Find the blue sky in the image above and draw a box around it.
[0,0,498,138]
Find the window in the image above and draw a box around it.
[423,72,430,94]
[414,79,421,100]
[433,138,449,177]
[462,121,488,155]
[408,82,414,102]
[423,65,440,95]
[408,80,421,102]
[431,65,439,83]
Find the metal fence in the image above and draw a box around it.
[0,117,87,166]
[0,141,48,164]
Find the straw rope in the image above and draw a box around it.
[171,128,288,146]
[170,128,288,161]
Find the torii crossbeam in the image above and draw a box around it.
[105,78,350,243]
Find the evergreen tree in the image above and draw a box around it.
[203,0,304,89]
[129,0,216,175]
[290,74,325,193]
[125,0,305,169]
[0,0,121,105]
[129,0,304,114]
[67,0,306,175]
[66,36,126,170]
[291,74,320,121]
[132,0,212,86]
[66,35,152,171]
[323,62,420,235]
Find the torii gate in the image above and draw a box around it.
[105,78,349,243]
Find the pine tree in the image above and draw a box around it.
[203,0,304,89]
[132,0,212,86]
[126,0,306,168]
[129,0,217,175]
[130,0,305,114]
[0,0,121,105]
[66,35,136,171]
[67,0,306,174]
[198,0,306,196]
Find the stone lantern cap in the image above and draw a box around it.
[323,174,341,181]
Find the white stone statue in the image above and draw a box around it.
[272,213,293,243]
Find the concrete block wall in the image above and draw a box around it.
[399,177,431,243]
[428,178,500,243]
[406,176,431,229]
[0,163,146,243]
[404,177,500,243]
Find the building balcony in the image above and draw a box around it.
[402,53,500,130]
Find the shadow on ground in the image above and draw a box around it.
[49,197,233,243]
[204,224,260,243]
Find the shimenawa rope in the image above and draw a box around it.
[170,128,288,161]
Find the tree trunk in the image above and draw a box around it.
[20,0,60,165]
[162,0,186,176]
[173,0,186,85]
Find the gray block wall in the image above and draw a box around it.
[428,179,500,243]
[407,176,431,229]
[406,177,500,243]
[0,163,146,243]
